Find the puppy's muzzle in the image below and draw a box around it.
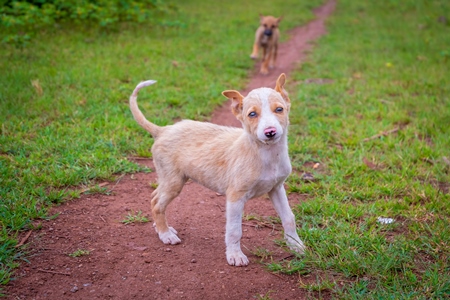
[264,29,273,36]
[264,127,277,138]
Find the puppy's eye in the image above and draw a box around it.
[248,111,257,118]
[275,107,283,113]
[263,24,267,27]
[272,25,276,28]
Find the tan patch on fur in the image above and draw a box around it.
[268,97,289,127]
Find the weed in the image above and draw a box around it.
[252,247,273,260]
[121,211,149,225]
[299,276,336,292]
[69,249,90,257]
[244,214,260,221]
[83,185,111,195]
[254,290,274,300]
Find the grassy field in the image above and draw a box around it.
[1,0,449,298]
[0,0,322,291]
[277,0,450,298]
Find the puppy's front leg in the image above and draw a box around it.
[269,185,306,254]
[225,200,249,266]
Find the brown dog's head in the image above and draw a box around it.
[259,15,282,37]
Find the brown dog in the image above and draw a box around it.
[250,15,282,75]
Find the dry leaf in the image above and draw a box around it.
[363,157,377,170]
[31,79,43,96]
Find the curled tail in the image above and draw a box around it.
[129,80,162,137]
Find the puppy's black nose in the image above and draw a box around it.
[264,127,277,138]
[264,29,273,36]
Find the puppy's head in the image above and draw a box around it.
[259,14,282,37]
[222,73,290,145]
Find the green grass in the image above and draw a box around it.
[121,210,150,225]
[272,0,450,298]
[2,0,449,297]
[68,249,91,258]
[0,0,322,290]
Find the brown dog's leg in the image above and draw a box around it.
[260,46,269,74]
[251,27,263,59]
[250,43,259,59]
[270,44,278,69]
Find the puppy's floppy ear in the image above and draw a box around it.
[275,73,291,109]
[222,90,244,117]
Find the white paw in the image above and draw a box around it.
[250,54,257,60]
[226,250,249,266]
[153,223,177,234]
[157,227,181,245]
[286,236,306,254]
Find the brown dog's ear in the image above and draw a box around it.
[275,73,291,107]
[277,16,283,24]
[259,14,265,23]
[222,90,245,117]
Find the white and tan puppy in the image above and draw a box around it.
[129,74,305,266]
[250,15,282,74]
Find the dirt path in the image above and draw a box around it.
[6,1,335,299]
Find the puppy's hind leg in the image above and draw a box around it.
[269,185,306,254]
[151,177,186,245]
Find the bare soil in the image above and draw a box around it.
[6,1,335,299]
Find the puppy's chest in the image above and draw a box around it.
[252,152,291,195]
[259,159,291,184]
